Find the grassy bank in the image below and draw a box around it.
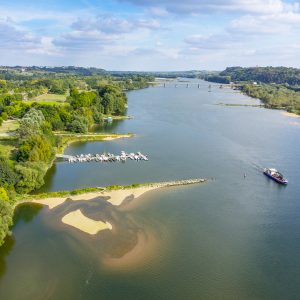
[18,183,153,202]
[17,179,208,203]
[55,132,134,154]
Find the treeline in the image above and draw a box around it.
[0,108,58,246]
[219,66,300,85]
[204,75,231,84]
[241,84,300,114]
[0,86,127,130]
[1,66,209,80]
[202,66,300,115]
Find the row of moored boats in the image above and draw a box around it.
[68,151,148,163]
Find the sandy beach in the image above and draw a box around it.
[62,209,112,234]
[32,185,160,209]
[31,186,172,235]
[282,112,300,118]
[102,134,132,141]
[31,179,207,209]
[29,179,207,235]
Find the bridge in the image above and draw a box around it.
[148,82,235,89]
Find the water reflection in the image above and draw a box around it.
[0,236,15,279]
[13,203,44,224]
[91,119,127,134]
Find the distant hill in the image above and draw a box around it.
[219,66,300,85]
[0,66,209,79]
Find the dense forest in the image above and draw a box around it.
[0,66,203,79]
[220,67,300,85]
[204,66,300,85]
[241,84,300,113]
[0,67,155,246]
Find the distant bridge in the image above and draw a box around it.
[149,82,235,89]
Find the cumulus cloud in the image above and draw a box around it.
[0,18,61,57]
[118,0,299,15]
[0,19,38,47]
[53,14,163,52]
[229,11,300,35]
[72,14,161,34]
[1,0,300,69]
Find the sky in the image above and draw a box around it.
[0,0,300,70]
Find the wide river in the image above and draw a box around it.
[1,80,300,299]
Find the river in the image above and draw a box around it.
[0,80,300,299]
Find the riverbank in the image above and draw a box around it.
[282,112,300,118]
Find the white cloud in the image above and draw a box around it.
[71,14,161,34]
[229,11,300,35]
[119,0,299,15]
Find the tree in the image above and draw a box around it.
[70,91,97,109]
[14,162,46,194]
[67,116,88,133]
[0,157,17,189]
[0,199,13,246]
[16,135,54,163]
[18,108,45,139]
[0,80,7,88]
[0,188,9,202]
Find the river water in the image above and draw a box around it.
[1,80,300,299]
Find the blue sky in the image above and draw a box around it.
[0,0,300,70]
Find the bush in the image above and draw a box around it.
[67,116,88,133]
[0,157,17,189]
[16,135,54,163]
[14,162,47,194]
[0,187,9,202]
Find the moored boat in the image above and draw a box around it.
[263,168,288,185]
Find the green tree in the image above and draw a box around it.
[14,162,47,194]
[18,108,45,139]
[0,157,17,189]
[67,116,88,133]
[0,199,13,246]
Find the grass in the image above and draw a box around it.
[0,139,17,159]
[0,120,19,134]
[24,93,68,106]
[34,93,67,102]
[18,183,147,201]
[25,100,69,106]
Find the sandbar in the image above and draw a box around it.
[30,179,207,209]
[103,230,158,269]
[32,186,157,209]
[62,209,112,234]
[102,134,132,141]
